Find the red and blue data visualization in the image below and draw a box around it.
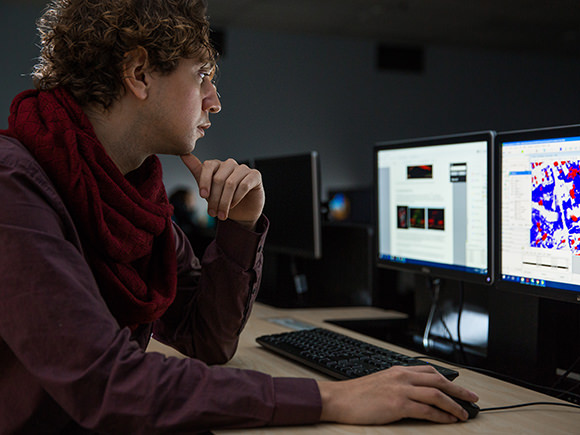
[531,160,580,253]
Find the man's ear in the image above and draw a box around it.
[121,46,151,101]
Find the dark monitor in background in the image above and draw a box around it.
[497,124,580,304]
[253,152,323,305]
[374,131,495,285]
[327,187,373,224]
[254,151,322,259]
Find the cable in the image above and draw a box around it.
[552,354,580,391]
[438,315,455,350]
[480,401,580,413]
[426,314,463,368]
[416,356,580,403]
[436,310,466,365]
[456,280,467,365]
[417,285,580,402]
[422,277,440,352]
[422,278,467,364]
[564,380,580,396]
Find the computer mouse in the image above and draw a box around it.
[448,395,480,419]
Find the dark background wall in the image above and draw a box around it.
[2,4,580,198]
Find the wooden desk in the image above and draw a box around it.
[148,303,580,434]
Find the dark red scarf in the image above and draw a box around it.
[1,88,177,329]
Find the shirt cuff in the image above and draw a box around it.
[268,377,322,426]
[215,215,269,270]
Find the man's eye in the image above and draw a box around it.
[199,69,215,82]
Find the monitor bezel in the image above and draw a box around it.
[374,131,496,285]
[496,124,580,304]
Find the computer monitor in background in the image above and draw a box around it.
[254,151,322,306]
[497,124,580,304]
[375,131,495,285]
[254,151,322,259]
[253,152,322,304]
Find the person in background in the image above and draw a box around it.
[0,0,478,432]
[169,186,214,255]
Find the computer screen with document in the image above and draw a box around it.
[374,131,495,285]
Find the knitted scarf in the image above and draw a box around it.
[1,88,177,329]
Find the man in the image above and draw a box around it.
[0,0,478,432]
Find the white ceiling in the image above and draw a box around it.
[206,0,580,55]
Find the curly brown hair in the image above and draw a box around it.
[33,0,217,109]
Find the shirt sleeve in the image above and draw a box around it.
[153,215,268,364]
[0,138,322,433]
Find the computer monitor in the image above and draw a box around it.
[253,151,322,259]
[374,131,495,285]
[497,124,580,304]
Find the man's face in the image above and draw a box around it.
[144,57,221,156]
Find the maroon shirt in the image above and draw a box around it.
[0,135,322,434]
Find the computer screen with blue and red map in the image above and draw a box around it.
[498,124,580,303]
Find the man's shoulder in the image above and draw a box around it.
[0,134,37,167]
[0,133,28,151]
[0,134,47,179]
[0,133,62,204]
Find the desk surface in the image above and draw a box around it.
[147,303,580,434]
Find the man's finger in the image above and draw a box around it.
[180,153,203,183]
[180,153,212,198]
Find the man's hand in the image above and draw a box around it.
[180,154,265,230]
[318,365,479,425]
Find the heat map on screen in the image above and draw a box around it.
[531,160,580,253]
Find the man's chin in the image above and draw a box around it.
[175,141,197,156]
[158,147,196,158]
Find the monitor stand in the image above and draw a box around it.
[257,253,311,308]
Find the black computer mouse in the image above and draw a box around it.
[448,395,480,419]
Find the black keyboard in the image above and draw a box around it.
[256,327,459,381]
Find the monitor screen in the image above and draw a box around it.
[254,151,322,259]
[374,131,495,284]
[498,124,580,303]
